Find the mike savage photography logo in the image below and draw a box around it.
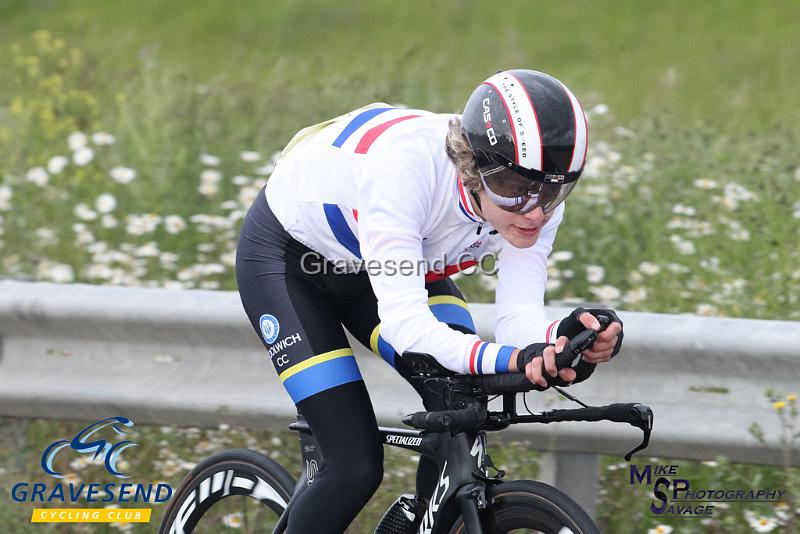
[10,416,173,524]
[629,462,786,520]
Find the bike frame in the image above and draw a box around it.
[276,418,494,534]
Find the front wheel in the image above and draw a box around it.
[448,480,600,534]
[159,449,295,534]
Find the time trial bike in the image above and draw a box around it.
[160,322,653,533]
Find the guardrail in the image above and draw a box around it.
[1,280,799,518]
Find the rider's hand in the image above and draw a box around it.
[557,307,624,364]
[515,340,576,389]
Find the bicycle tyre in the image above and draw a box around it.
[447,480,600,534]
[159,448,295,534]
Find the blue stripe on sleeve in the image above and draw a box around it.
[475,343,489,375]
[332,107,394,147]
[323,204,362,258]
[281,355,363,403]
[429,303,477,333]
[495,345,515,373]
[376,336,396,366]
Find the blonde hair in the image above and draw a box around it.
[445,117,482,191]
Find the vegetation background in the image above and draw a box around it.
[0,0,798,532]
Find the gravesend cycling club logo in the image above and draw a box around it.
[10,416,173,524]
[42,416,137,478]
[629,462,786,519]
[260,313,280,344]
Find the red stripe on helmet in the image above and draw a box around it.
[506,72,544,171]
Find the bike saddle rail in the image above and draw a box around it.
[400,318,654,462]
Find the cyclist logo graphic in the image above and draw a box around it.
[41,416,138,479]
[260,314,280,344]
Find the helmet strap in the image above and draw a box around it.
[469,189,486,221]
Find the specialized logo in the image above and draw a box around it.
[385,435,423,447]
[545,173,566,183]
[419,462,449,534]
[259,314,280,344]
[306,460,319,487]
[482,98,498,146]
[470,434,486,470]
[41,417,137,479]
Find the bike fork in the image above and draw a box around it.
[455,482,487,534]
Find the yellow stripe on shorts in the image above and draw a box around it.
[278,348,354,382]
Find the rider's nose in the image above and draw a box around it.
[522,207,545,224]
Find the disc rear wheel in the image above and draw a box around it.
[159,449,295,534]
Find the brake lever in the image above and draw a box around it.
[624,404,653,461]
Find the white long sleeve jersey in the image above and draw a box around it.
[266,104,564,375]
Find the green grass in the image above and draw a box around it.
[1,0,798,318]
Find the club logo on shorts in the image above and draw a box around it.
[259,314,280,344]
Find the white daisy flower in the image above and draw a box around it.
[74,203,98,221]
[73,147,95,166]
[201,169,222,184]
[221,250,236,266]
[164,215,187,234]
[198,182,219,196]
[589,285,621,302]
[95,193,117,214]
[110,167,137,184]
[91,131,116,145]
[35,227,57,245]
[255,163,275,175]
[26,167,49,187]
[647,526,672,534]
[237,185,260,206]
[0,185,11,210]
[200,153,220,166]
[591,103,609,116]
[550,251,574,262]
[638,262,661,275]
[693,178,717,189]
[68,131,88,151]
[695,303,718,316]
[38,260,75,283]
[135,242,160,257]
[586,265,605,284]
[101,215,119,228]
[232,175,251,186]
[240,150,261,162]
[47,155,69,174]
[222,512,243,528]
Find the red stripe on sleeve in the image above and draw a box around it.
[352,209,358,222]
[354,115,420,154]
[468,340,482,374]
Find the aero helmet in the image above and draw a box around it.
[461,69,588,214]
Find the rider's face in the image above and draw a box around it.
[477,190,553,248]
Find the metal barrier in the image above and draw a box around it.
[2,280,799,518]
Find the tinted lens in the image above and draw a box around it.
[481,168,576,214]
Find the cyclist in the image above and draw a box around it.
[236,69,623,533]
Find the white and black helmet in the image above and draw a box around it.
[461,69,588,214]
